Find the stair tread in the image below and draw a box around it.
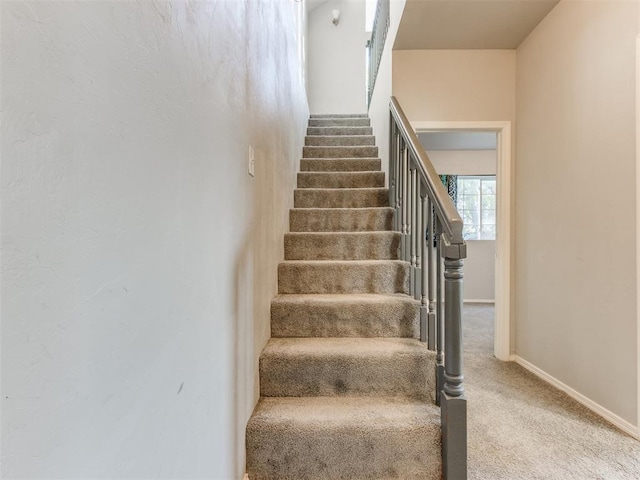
[294,187,386,192]
[307,127,373,135]
[280,259,408,265]
[290,206,393,212]
[297,171,385,189]
[285,231,399,237]
[304,146,378,155]
[301,158,382,172]
[272,292,418,303]
[302,156,380,160]
[305,135,374,138]
[310,113,369,118]
[298,171,381,175]
[249,395,439,427]
[271,294,419,338]
[263,337,430,357]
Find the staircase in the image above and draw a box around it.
[246,114,442,479]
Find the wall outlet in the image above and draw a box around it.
[248,146,255,177]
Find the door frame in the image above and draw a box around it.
[411,120,512,361]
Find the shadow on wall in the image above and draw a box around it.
[230,117,304,478]
[233,231,254,480]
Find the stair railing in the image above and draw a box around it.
[389,97,467,480]
[366,0,389,106]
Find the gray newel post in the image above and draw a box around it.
[440,235,467,480]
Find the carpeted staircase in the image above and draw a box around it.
[246,114,441,480]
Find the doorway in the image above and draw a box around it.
[413,121,512,361]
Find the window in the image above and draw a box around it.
[456,176,496,240]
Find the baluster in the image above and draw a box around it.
[402,148,409,261]
[427,198,436,350]
[415,179,422,301]
[435,219,444,407]
[395,134,401,231]
[443,254,464,399]
[410,167,417,297]
[420,192,428,342]
[441,237,467,480]
[394,136,404,233]
[389,118,396,209]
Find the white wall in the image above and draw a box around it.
[516,0,638,427]
[464,241,496,302]
[307,0,368,113]
[0,1,308,478]
[429,150,497,302]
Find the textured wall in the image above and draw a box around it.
[516,0,638,426]
[1,1,308,478]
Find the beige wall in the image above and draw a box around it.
[516,0,638,426]
[307,0,368,114]
[393,49,516,337]
[1,1,308,478]
[428,149,496,177]
[392,50,516,122]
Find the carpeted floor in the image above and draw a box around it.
[464,303,640,480]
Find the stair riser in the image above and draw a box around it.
[247,428,440,480]
[260,349,433,397]
[278,262,410,295]
[309,118,370,127]
[289,208,394,232]
[310,113,368,118]
[303,146,378,158]
[307,126,373,136]
[271,298,419,338]
[284,233,400,260]
[305,136,375,146]
[246,399,441,480]
[294,189,388,209]
[300,159,381,172]
[297,172,385,189]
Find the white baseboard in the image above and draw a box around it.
[510,355,639,440]
[464,299,495,304]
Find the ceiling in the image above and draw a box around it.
[394,0,560,50]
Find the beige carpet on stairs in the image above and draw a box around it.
[465,304,640,480]
[245,114,441,480]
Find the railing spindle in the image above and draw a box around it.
[427,199,436,351]
[415,179,422,301]
[435,219,444,407]
[389,115,396,209]
[420,191,428,342]
[410,167,417,297]
[402,148,409,261]
[395,134,402,231]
